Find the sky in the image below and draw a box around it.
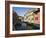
[13,7,32,16]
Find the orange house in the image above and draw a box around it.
[34,10,40,26]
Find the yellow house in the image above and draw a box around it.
[24,12,34,24]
